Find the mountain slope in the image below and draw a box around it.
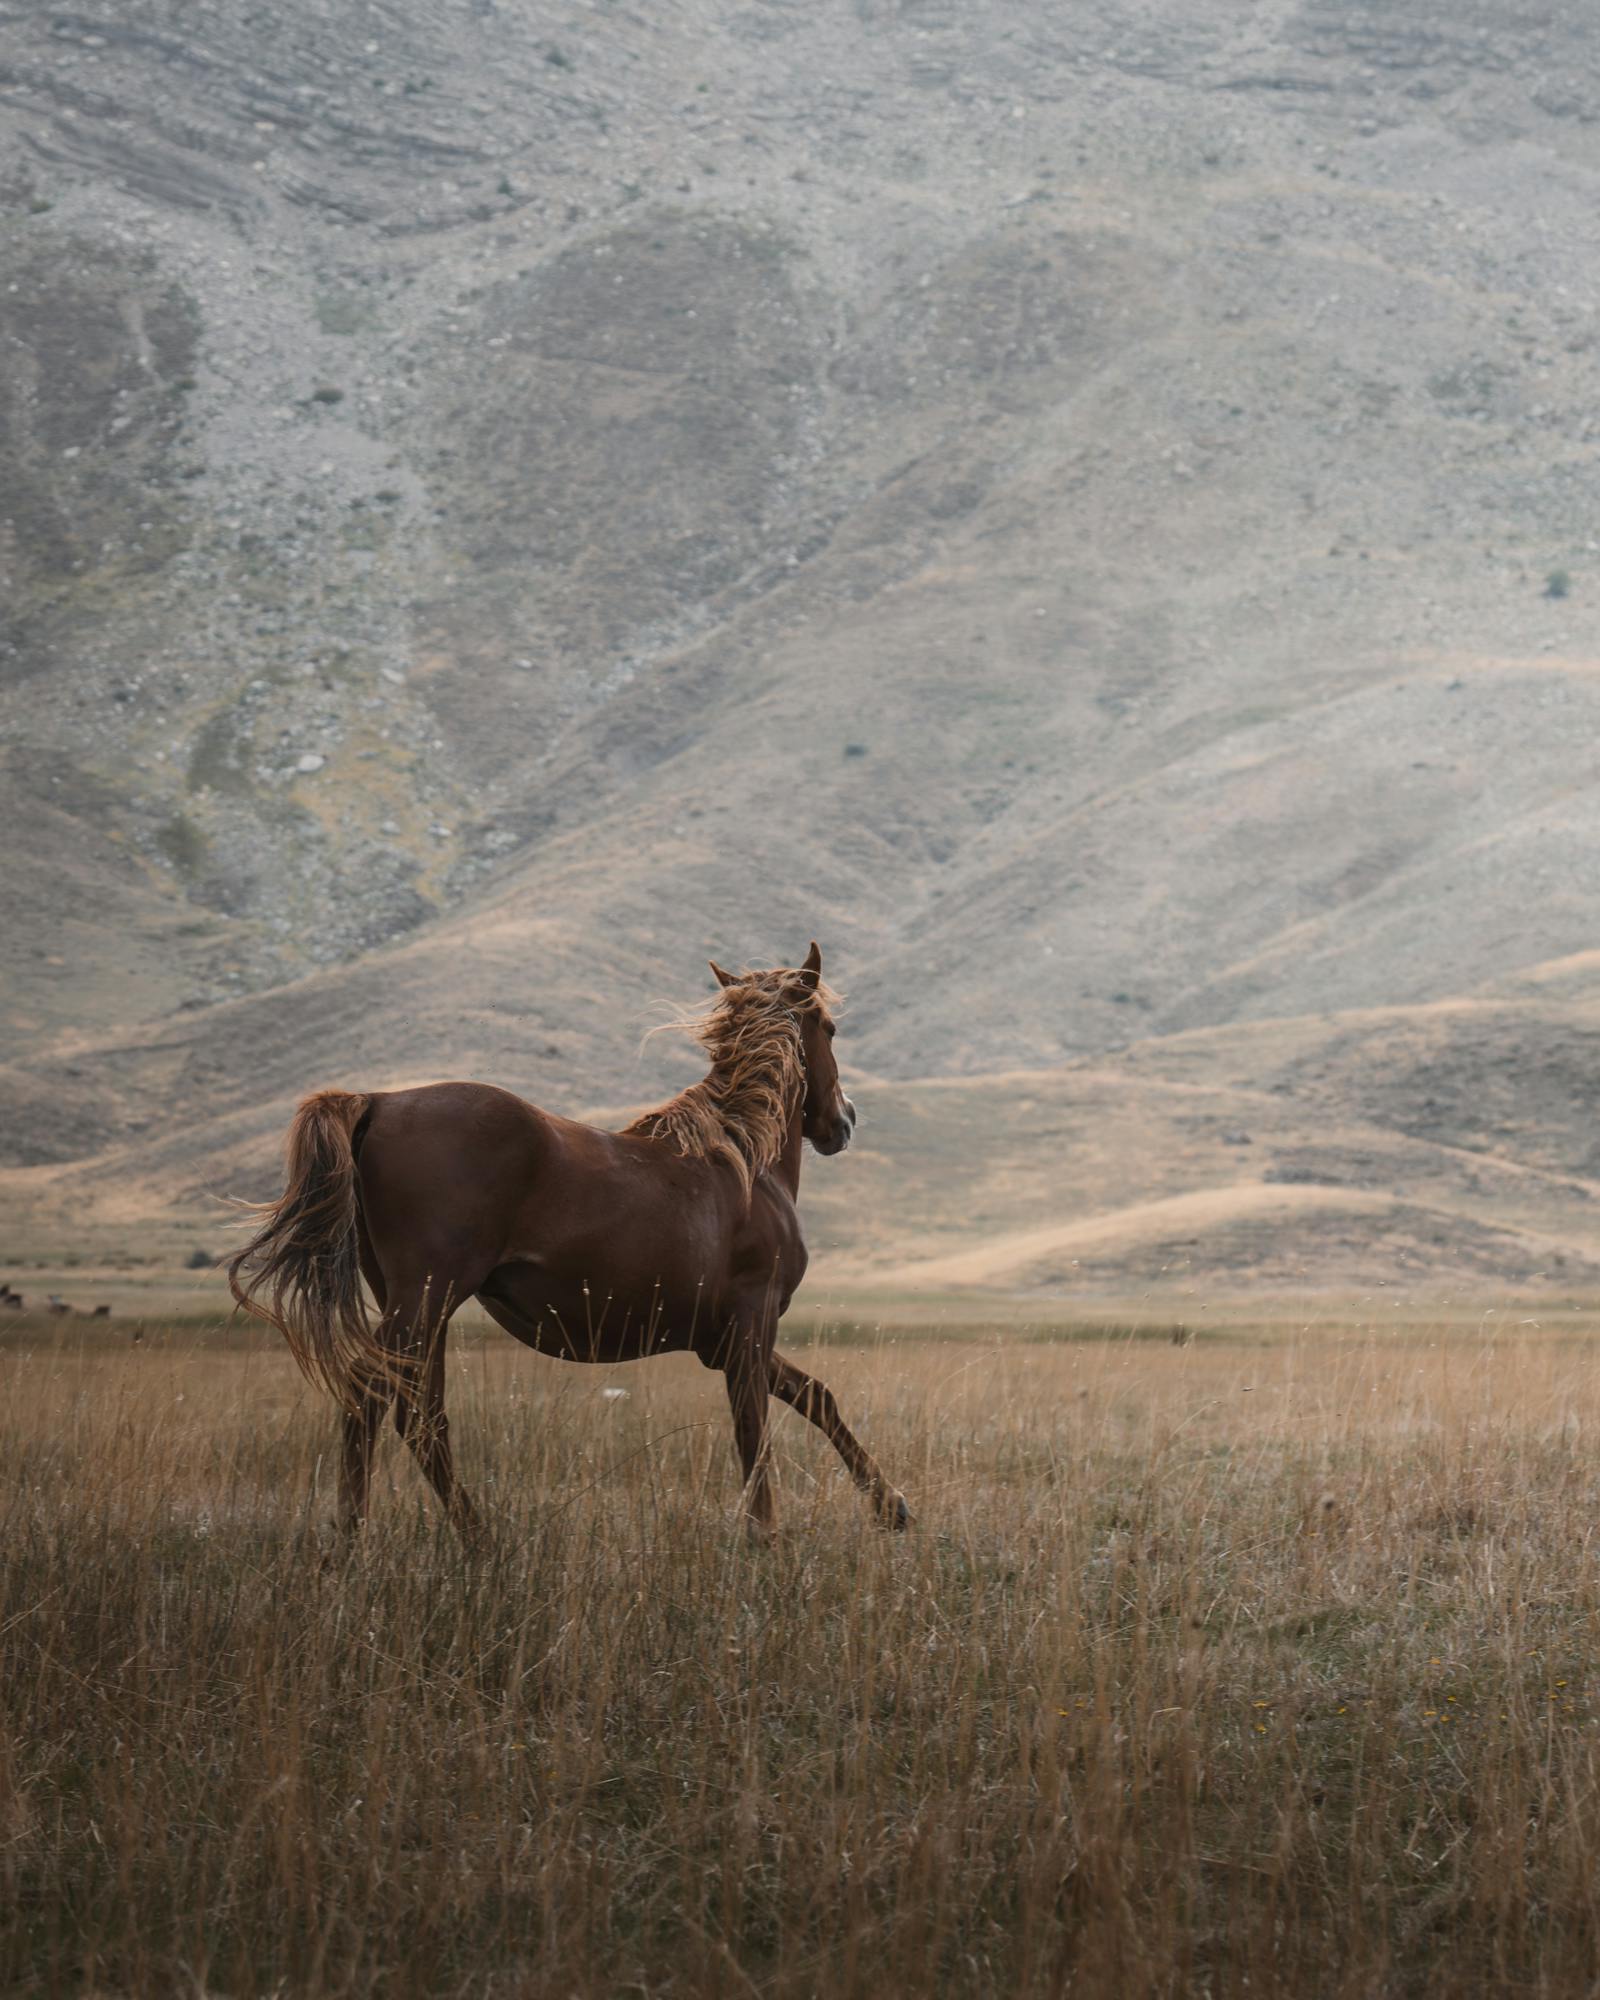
[5,1,1600,1290]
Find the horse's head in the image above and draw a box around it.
[792,941,856,1156]
[708,941,857,1157]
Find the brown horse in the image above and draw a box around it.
[228,944,908,1543]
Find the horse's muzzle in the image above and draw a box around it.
[818,1097,857,1156]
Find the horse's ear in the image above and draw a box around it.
[797,941,822,993]
[709,960,737,990]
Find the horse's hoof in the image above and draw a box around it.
[879,1492,912,1532]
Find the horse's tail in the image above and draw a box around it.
[227,1088,394,1409]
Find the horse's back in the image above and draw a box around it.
[363,1077,546,1138]
[353,1080,735,1294]
[359,1078,686,1186]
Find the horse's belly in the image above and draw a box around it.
[478,1264,709,1363]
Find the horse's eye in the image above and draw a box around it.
[824,1022,836,1039]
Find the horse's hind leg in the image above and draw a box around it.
[387,1278,483,1545]
[338,1389,391,1536]
[335,1223,392,1539]
[769,1349,910,1530]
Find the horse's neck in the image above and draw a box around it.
[701,1050,805,1199]
[771,1104,805,1200]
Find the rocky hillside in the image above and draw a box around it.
[5,0,1600,1292]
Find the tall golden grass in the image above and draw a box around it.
[5,1313,1600,1996]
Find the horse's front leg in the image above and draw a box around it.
[769,1348,910,1530]
[724,1316,777,1542]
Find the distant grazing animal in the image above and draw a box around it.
[229,944,908,1545]
[0,1284,23,1311]
[45,1294,73,1316]
[90,1303,111,1318]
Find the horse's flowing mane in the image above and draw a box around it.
[624,967,838,1198]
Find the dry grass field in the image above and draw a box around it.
[7,1308,1600,1998]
